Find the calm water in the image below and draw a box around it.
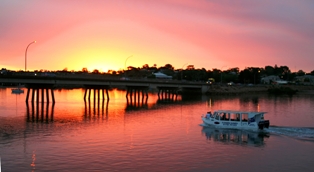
[0,87,314,172]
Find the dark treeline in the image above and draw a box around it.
[116,64,313,84]
[1,64,314,84]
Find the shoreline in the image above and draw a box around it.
[206,85,314,95]
[2,84,314,95]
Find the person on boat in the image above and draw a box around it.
[236,114,240,121]
[221,113,226,120]
[206,112,212,118]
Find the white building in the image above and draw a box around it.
[153,72,172,79]
[295,75,314,85]
[261,75,280,84]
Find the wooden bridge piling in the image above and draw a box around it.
[83,85,110,102]
[25,84,55,103]
[157,86,178,101]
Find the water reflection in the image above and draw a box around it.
[202,127,269,147]
[157,89,178,100]
[84,99,109,118]
[206,94,263,112]
[239,96,259,105]
[156,95,179,104]
[125,94,148,111]
[125,91,149,110]
[181,94,203,101]
[26,102,55,123]
[30,150,36,170]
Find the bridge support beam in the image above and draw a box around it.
[25,84,55,103]
[84,85,110,101]
[125,86,149,109]
[84,88,109,101]
[26,88,55,103]
[157,86,179,101]
[83,86,110,118]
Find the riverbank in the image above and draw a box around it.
[206,85,314,95]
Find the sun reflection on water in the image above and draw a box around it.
[30,150,36,171]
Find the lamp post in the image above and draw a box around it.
[220,65,227,84]
[254,70,260,85]
[25,41,36,71]
[181,63,188,81]
[124,55,133,71]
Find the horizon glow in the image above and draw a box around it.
[1,0,313,72]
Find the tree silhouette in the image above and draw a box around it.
[142,64,149,69]
[297,70,306,76]
[92,69,100,74]
[82,68,88,73]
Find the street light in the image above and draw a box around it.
[124,55,133,71]
[220,65,227,84]
[25,40,36,71]
[181,63,188,81]
[254,70,260,85]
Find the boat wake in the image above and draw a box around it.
[267,126,314,142]
[199,123,208,127]
[200,123,314,142]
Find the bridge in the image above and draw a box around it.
[0,75,211,102]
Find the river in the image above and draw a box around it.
[0,87,314,171]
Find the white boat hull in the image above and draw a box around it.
[202,110,270,131]
[202,117,269,131]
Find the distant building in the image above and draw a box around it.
[153,72,172,79]
[274,80,288,85]
[261,75,280,84]
[0,68,9,75]
[295,75,314,85]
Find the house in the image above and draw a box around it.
[0,68,7,75]
[153,72,172,79]
[261,75,280,84]
[295,75,314,85]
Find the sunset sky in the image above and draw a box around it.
[1,0,314,73]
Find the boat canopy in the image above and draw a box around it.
[213,110,267,118]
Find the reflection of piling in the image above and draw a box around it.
[157,87,178,101]
[126,93,148,110]
[84,95,109,120]
[125,86,149,109]
[26,101,55,123]
[25,84,55,103]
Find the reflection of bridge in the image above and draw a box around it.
[25,100,110,123]
[23,88,195,123]
[84,98,109,120]
[0,76,211,102]
[202,127,269,147]
[26,101,55,123]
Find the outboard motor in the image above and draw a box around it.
[264,120,270,128]
[258,120,270,130]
